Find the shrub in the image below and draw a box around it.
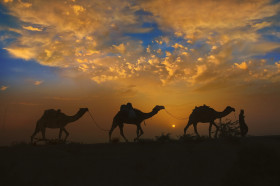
[217,119,240,139]
[155,133,175,143]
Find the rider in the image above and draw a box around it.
[126,102,136,119]
[120,102,137,119]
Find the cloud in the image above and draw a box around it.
[44,96,80,101]
[4,47,36,60]
[34,80,43,85]
[2,0,145,66]
[140,0,279,41]
[235,62,248,70]
[12,102,41,106]
[3,0,13,3]
[71,5,85,16]
[1,86,8,91]
[22,26,42,31]
[1,0,280,93]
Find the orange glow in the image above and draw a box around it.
[172,125,176,128]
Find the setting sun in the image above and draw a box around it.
[172,125,176,128]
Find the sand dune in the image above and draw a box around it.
[0,136,280,186]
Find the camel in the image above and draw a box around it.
[184,105,235,138]
[109,105,165,142]
[31,108,88,143]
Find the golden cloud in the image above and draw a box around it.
[22,26,42,31]
[140,0,279,42]
[1,86,8,91]
[1,0,280,92]
[3,0,13,3]
[34,80,43,85]
[235,62,248,70]
[4,47,35,60]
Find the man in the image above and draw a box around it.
[120,102,137,119]
[239,109,248,137]
[126,102,137,119]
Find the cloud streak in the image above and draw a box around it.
[1,85,8,91]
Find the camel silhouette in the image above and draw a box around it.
[31,108,88,143]
[184,105,235,138]
[109,105,165,142]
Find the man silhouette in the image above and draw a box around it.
[239,109,248,136]
[126,102,137,119]
[120,102,137,119]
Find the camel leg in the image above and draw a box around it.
[211,122,219,138]
[184,121,192,135]
[209,123,213,138]
[135,127,140,142]
[62,128,69,141]
[41,128,46,140]
[109,120,118,142]
[136,127,140,136]
[134,125,144,141]
[119,124,128,142]
[31,128,40,143]
[59,128,63,140]
[138,127,144,138]
[193,123,200,137]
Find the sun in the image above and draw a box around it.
[172,124,176,128]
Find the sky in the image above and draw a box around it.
[0,0,280,145]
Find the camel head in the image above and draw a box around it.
[80,108,89,113]
[225,106,235,113]
[153,105,165,112]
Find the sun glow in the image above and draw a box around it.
[172,124,176,128]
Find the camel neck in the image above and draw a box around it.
[217,109,231,118]
[67,109,86,123]
[143,110,157,120]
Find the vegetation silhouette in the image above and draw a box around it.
[155,133,174,143]
[109,104,165,142]
[217,119,240,139]
[184,105,235,138]
[31,108,88,143]
[239,109,248,137]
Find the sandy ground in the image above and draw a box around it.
[0,136,280,186]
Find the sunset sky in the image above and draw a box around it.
[0,0,280,145]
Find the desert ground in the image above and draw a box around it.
[0,135,280,186]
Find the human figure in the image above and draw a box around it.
[126,102,137,119]
[120,102,137,119]
[239,109,248,137]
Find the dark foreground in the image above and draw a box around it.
[1,136,280,186]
